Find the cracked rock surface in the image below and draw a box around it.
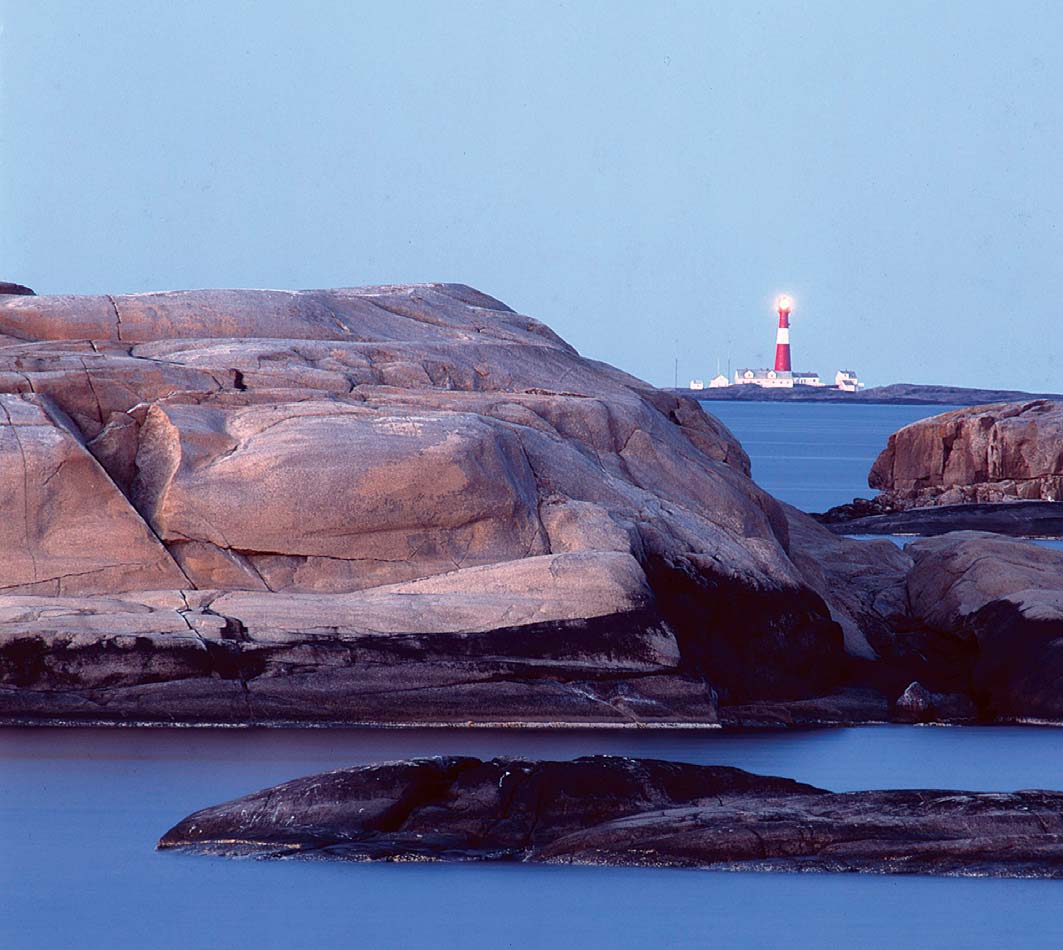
[158,755,1063,878]
[4,285,1063,726]
[0,283,850,725]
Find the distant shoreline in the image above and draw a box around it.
[668,382,1063,407]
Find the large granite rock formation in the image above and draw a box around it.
[816,400,1063,537]
[0,284,846,726]
[159,755,1063,878]
[869,400,1063,509]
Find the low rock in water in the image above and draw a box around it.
[159,755,1063,878]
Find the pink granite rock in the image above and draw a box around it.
[869,400,1063,508]
[0,393,186,595]
[905,532,1063,720]
[0,283,846,725]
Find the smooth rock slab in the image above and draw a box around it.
[0,553,718,726]
[0,394,186,595]
[159,755,1063,878]
[819,501,1063,538]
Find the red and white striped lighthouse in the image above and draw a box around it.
[773,294,793,372]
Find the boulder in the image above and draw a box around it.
[906,532,1063,720]
[159,755,1063,878]
[906,532,1063,630]
[773,527,1063,722]
[0,283,846,725]
[893,681,976,724]
[779,507,980,716]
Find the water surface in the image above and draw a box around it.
[703,402,957,512]
[4,401,1063,950]
[3,726,1063,950]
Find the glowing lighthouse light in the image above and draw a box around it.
[774,294,793,372]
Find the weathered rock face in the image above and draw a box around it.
[132,400,552,591]
[159,755,1063,878]
[769,522,1063,724]
[0,554,720,725]
[782,504,912,661]
[868,400,1063,509]
[0,394,186,595]
[0,283,846,725]
[906,532,1063,630]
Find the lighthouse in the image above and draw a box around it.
[774,294,793,372]
[726,293,859,390]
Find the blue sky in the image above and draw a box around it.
[2,1,1061,389]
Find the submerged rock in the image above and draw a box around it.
[159,755,1063,878]
[0,283,846,726]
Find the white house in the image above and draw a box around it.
[707,373,730,388]
[733,368,823,389]
[688,378,705,390]
[734,368,794,388]
[835,370,862,392]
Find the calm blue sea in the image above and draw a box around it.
[3,401,1062,950]
[702,401,958,513]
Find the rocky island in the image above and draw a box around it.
[159,754,1063,878]
[819,400,1063,537]
[0,282,838,726]
[2,283,1063,727]
[686,382,1063,406]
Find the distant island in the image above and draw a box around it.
[671,382,1063,406]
